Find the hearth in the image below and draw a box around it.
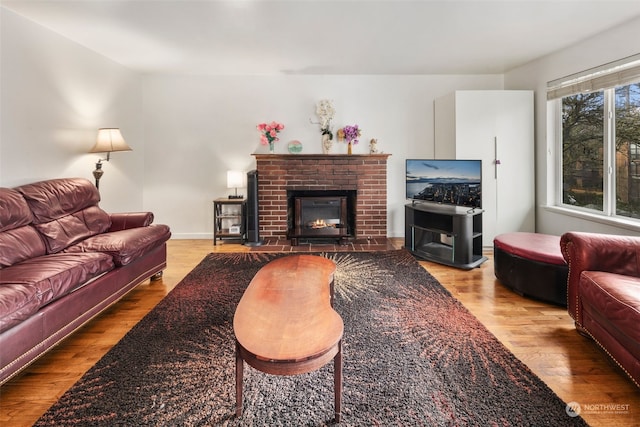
[288,190,356,245]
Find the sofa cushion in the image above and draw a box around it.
[16,178,112,253]
[34,206,111,254]
[0,225,46,268]
[0,252,115,312]
[0,187,33,232]
[581,271,640,358]
[16,178,100,224]
[0,284,40,333]
[66,224,171,266]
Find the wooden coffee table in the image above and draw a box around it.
[233,255,343,422]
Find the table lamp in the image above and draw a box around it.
[227,170,244,199]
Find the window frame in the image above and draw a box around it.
[548,56,640,227]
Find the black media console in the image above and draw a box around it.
[405,202,487,270]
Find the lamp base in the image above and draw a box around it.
[92,161,104,189]
[228,194,244,199]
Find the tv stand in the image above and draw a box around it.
[405,203,487,269]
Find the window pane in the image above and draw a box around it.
[615,83,640,218]
[561,92,604,211]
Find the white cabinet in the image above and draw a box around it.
[434,90,534,246]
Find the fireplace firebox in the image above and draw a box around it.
[287,190,356,245]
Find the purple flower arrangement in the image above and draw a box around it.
[342,125,361,144]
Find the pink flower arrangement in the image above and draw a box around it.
[342,125,361,144]
[257,121,285,145]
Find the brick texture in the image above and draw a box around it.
[254,154,390,239]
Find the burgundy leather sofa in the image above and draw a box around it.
[0,178,171,384]
[560,231,640,387]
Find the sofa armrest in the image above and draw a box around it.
[560,231,640,322]
[109,212,154,232]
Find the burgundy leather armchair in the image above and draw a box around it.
[560,231,640,387]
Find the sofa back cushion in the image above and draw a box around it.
[0,188,46,267]
[17,178,100,223]
[0,188,32,232]
[16,178,111,253]
[0,226,46,268]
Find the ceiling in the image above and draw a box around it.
[3,0,640,75]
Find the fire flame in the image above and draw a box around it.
[311,219,328,229]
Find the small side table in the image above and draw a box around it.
[213,198,246,245]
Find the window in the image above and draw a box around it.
[615,84,640,218]
[549,57,640,221]
[561,91,604,210]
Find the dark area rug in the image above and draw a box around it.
[35,250,588,426]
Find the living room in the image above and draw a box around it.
[1,1,639,242]
[2,1,640,425]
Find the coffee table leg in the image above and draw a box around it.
[235,341,243,417]
[334,340,343,423]
[330,277,335,308]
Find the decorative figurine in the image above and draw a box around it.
[369,138,378,154]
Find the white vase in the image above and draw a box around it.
[322,134,333,154]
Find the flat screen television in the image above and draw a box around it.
[406,159,482,208]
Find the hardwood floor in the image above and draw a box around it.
[1,238,638,426]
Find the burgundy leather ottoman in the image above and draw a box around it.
[493,232,568,306]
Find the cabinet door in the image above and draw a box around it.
[494,91,535,237]
[452,91,500,246]
[434,90,534,246]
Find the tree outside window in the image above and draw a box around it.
[561,91,604,211]
[560,82,640,219]
[615,83,640,219]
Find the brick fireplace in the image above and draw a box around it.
[253,154,390,240]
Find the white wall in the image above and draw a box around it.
[2,7,508,238]
[142,74,504,238]
[5,5,640,240]
[0,9,144,213]
[504,15,640,237]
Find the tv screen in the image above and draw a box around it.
[406,159,482,208]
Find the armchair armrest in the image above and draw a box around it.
[560,231,640,322]
[109,212,154,232]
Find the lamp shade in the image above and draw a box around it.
[227,170,244,189]
[90,128,132,153]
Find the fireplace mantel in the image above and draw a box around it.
[253,153,390,240]
[253,153,391,160]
